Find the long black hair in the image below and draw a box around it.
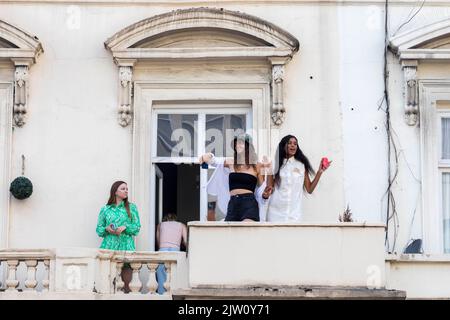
[274,135,315,187]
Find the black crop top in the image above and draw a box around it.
[229,172,257,192]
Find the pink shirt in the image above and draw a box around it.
[159,221,184,249]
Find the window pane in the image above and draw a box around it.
[443,173,450,253]
[155,163,200,226]
[205,114,246,157]
[442,118,450,159]
[157,114,197,157]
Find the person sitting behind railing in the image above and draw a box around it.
[155,213,187,294]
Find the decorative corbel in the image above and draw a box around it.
[116,59,136,127]
[12,60,32,127]
[402,60,419,126]
[269,57,289,126]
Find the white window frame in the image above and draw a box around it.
[152,105,252,161]
[438,112,450,166]
[0,82,13,248]
[420,80,450,254]
[131,82,271,250]
[152,104,252,223]
[438,112,450,253]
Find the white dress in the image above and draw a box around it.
[266,157,305,222]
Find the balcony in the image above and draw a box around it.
[174,222,406,299]
[0,223,407,299]
[0,248,188,299]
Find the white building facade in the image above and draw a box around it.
[0,0,450,299]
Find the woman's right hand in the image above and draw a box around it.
[106,226,117,235]
[262,185,273,199]
[199,153,213,164]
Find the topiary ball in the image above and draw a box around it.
[10,176,33,200]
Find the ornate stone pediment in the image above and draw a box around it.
[390,18,450,60]
[389,19,450,126]
[0,20,43,127]
[0,20,43,61]
[105,8,299,126]
[105,8,298,59]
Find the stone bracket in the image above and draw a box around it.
[12,59,32,127]
[116,59,136,127]
[402,60,419,126]
[269,57,290,126]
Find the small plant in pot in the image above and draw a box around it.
[339,205,353,222]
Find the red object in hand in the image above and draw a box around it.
[321,157,330,170]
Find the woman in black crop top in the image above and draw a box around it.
[201,134,273,222]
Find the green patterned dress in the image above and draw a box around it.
[96,201,141,251]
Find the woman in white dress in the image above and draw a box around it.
[264,135,331,222]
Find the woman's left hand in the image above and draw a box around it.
[115,226,127,235]
[319,160,332,173]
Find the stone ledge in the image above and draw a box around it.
[188,221,386,228]
[386,254,450,262]
[3,0,449,5]
[172,286,407,300]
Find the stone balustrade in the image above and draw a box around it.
[0,248,187,299]
[0,249,53,293]
[110,251,182,295]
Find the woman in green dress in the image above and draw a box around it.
[96,180,141,292]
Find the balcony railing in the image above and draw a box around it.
[0,223,414,299]
[111,251,182,295]
[0,249,53,293]
[0,248,187,299]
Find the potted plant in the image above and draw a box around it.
[339,205,353,222]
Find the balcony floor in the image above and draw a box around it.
[173,286,406,300]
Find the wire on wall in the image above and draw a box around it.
[382,0,426,253]
[392,0,427,37]
[382,0,401,253]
